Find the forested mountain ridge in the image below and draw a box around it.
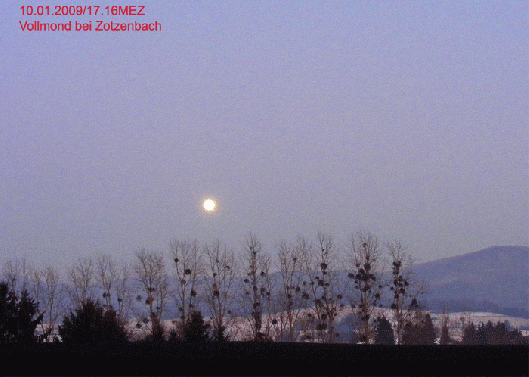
[413,246,528,316]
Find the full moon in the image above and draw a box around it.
[203,199,216,212]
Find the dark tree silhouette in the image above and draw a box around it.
[374,316,395,345]
[465,320,527,345]
[0,281,44,344]
[461,323,478,345]
[59,299,129,345]
[490,321,508,345]
[476,321,491,345]
[507,328,528,345]
[439,322,452,345]
[144,314,166,343]
[439,309,452,345]
[402,312,436,345]
[182,310,210,343]
[422,313,436,344]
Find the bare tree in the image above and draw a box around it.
[276,239,305,341]
[169,239,203,323]
[25,265,48,340]
[314,232,344,343]
[96,254,118,311]
[67,257,95,309]
[40,266,62,341]
[114,262,133,320]
[297,235,320,341]
[299,233,343,342]
[28,267,43,306]
[203,240,237,341]
[2,258,30,293]
[94,254,133,319]
[349,231,384,343]
[240,233,272,341]
[133,249,169,336]
[387,240,421,344]
[297,233,344,343]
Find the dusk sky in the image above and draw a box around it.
[1,0,527,274]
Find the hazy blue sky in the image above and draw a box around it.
[1,0,527,273]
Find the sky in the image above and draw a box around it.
[1,0,527,274]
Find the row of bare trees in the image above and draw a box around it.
[1,231,424,343]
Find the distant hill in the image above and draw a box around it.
[413,246,529,317]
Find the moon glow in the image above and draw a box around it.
[203,199,216,212]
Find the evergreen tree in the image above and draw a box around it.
[59,299,129,345]
[467,320,524,345]
[182,311,211,343]
[145,314,166,343]
[475,323,487,345]
[507,328,527,345]
[0,282,44,344]
[439,323,451,345]
[401,312,436,345]
[211,323,228,342]
[374,316,395,345]
[462,323,478,345]
[422,313,436,345]
[490,321,508,345]
[401,322,418,345]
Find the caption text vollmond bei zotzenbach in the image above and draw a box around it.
[19,5,161,32]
